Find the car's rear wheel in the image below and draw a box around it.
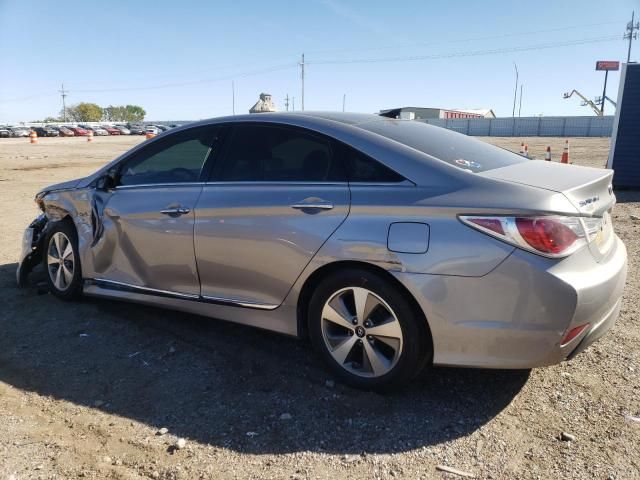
[44,221,82,299]
[308,269,430,391]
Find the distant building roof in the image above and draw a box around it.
[379,106,496,119]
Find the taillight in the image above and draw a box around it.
[460,215,599,258]
[515,218,578,254]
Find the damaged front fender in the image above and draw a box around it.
[16,214,48,287]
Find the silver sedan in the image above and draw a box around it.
[17,112,627,390]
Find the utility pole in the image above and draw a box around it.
[58,83,68,122]
[292,96,295,111]
[231,81,235,115]
[518,84,523,117]
[342,94,346,112]
[284,94,290,111]
[300,53,305,111]
[625,11,639,63]
[512,62,518,117]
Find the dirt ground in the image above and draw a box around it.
[0,135,638,480]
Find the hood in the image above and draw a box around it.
[37,178,84,196]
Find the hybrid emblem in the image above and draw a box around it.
[579,196,599,207]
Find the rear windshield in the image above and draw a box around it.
[359,119,528,172]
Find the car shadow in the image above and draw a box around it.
[0,262,530,454]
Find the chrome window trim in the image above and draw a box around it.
[90,278,278,310]
[203,181,348,186]
[201,180,414,187]
[115,182,205,190]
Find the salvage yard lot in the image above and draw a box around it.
[0,135,638,479]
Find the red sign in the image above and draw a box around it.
[596,61,620,71]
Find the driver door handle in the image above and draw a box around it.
[291,200,334,210]
[161,207,190,215]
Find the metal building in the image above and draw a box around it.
[379,107,496,120]
[607,63,640,188]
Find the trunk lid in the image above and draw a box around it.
[480,161,616,261]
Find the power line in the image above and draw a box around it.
[0,32,621,104]
[308,35,620,66]
[303,20,622,57]
[72,63,297,94]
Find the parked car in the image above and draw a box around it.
[80,125,108,136]
[145,126,161,135]
[67,126,89,136]
[128,125,145,135]
[114,126,130,135]
[155,125,170,132]
[32,127,59,137]
[10,126,31,137]
[101,125,121,135]
[0,127,10,138]
[56,126,75,137]
[16,112,627,391]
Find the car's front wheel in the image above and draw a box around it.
[44,221,82,299]
[308,269,430,391]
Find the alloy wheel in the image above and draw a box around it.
[321,286,403,378]
[47,232,75,291]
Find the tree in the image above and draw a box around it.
[123,105,146,122]
[66,103,103,122]
[102,104,146,122]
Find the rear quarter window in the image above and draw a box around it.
[360,119,528,173]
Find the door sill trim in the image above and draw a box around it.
[87,278,278,310]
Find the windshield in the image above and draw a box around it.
[359,119,528,173]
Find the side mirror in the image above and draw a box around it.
[96,168,119,190]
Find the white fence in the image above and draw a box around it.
[419,115,614,137]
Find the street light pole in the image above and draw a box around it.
[512,62,519,118]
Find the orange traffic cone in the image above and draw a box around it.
[29,131,37,144]
[519,142,525,155]
[145,132,155,139]
[561,140,570,164]
[545,146,551,161]
[87,130,93,143]
[524,144,529,158]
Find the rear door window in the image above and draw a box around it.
[213,124,346,182]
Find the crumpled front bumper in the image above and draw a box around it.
[16,214,48,287]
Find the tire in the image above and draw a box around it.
[43,220,83,300]
[308,268,430,391]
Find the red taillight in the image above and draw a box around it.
[560,323,589,346]
[515,218,578,254]
[468,218,505,235]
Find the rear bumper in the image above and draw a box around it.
[393,235,627,369]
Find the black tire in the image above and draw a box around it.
[308,268,431,391]
[43,220,83,300]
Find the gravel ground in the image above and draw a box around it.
[0,135,638,480]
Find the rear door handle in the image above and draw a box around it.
[161,207,190,215]
[291,202,334,210]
